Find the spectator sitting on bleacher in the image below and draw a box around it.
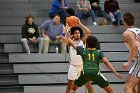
[104,0,123,26]
[88,0,104,17]
[49,0,75,23]
[40,14,66,53]
[76,0,98,25]
[21,15,44,54]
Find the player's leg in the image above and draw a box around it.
[124,61,140,93]
[72,74,88,93]
[71,84,79,93]
[66,65,81,93]
[92,72,113,93]
[85,82,94,93]
[66,80,74,93]
[137,81,140,93]
[124,75,139,93]
[133,87,136,93]
[103,85,114,93]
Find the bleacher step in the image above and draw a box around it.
[4,43,128,53]
[18,73,127,85]
[0,59,9,63]
[0,44,4,53]
[23,84,125,93]
[0,86,23,93]
[0,34,124,43]
[6,92,23,93]
[0,64,13,74]
[9,52,129,63]
[0,53,8,59]
[9,53,69,63]
[0,25,124,34]
[100,0,134,3]
[0,70,13,74]
[0,75,18,85]
[13,62,130,74]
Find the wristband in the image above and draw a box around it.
[60,33,65,36]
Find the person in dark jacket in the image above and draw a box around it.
[88,0,104,17]
[104,0,123,26]
[21,15,44,54]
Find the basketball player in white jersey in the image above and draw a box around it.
[65,19,94,93]
[122,12,140,93]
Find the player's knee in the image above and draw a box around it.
[72,85,78,91]
[124,84,132,91]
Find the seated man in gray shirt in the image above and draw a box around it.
[40,14,66,53]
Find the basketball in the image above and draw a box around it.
[66,16,79,27]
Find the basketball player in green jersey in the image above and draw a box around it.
[66,35,122,93]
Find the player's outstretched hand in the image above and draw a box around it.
[114,72,122,79]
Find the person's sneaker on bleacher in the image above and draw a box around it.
[113,21,118,26]
[93,22,98,26]
[119,20,124,25]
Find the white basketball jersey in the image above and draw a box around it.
[124,28,140,78]
[125,28,140,54]
[69,40,85,65]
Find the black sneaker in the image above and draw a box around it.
[113,21,118,26]
[119,21,124,25]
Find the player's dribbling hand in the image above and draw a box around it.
[114,72,122,79]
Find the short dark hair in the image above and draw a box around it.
[86,35,99,49]
[70,26,83,38]
[52,14,60,18]
[123,12,135,26]
[25,14,34,23]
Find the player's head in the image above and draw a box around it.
[86,35,99,48]
[53,14,61,25]
[123,12,135,26]
[70,26,83,40]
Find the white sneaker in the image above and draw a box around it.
[93,22,98,26]
[27,52,31,54]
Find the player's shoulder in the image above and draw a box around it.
[123,30,133,36]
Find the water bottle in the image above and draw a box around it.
[56,46,59,53]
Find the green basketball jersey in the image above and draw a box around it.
[76,46,104,75]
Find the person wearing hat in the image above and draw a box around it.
[65,19,95,93]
